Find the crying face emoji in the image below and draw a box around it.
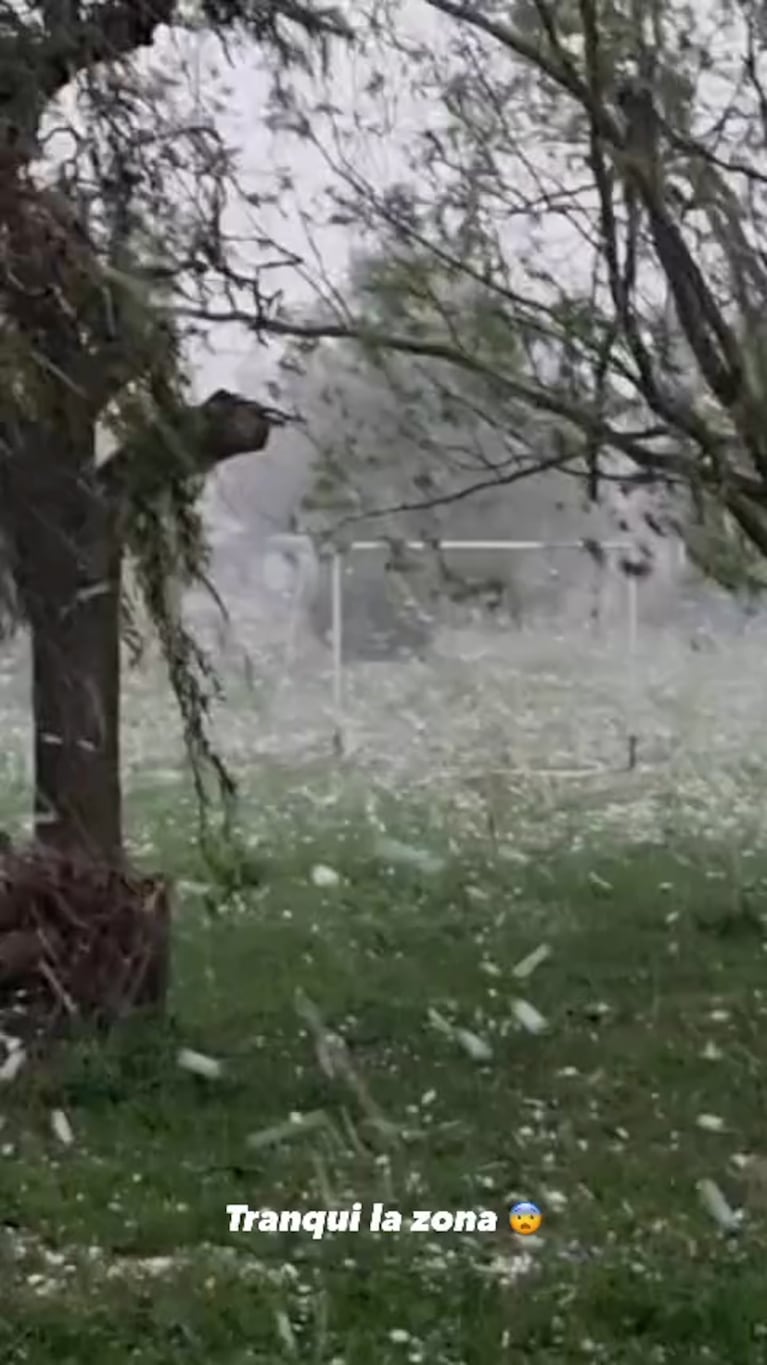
[509,1201,542,1236]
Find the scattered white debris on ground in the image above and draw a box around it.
[697,1178,742,1231]
[0,604,765,1317]
[373,837,446,875]
[177,1049,223,1080]
[0,1041,26,1083]
[696,1113,726,1133]
[512,944,551,980]
[310,864,340,888]
[428,1008,494,1061]
[510,999,548,1035]
[6,614,767,854]
[50,1109,74,1147]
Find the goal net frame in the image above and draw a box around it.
[325,539,641,761]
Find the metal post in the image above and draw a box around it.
[590,551,603,635]
[627,573,638,656]
[626,573,638,769]
[331,552,344,755]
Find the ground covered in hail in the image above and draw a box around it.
[0,783,765,1364]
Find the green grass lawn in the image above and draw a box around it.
[1,796,767,1363]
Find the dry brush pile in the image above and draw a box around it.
[0,839,170,1042]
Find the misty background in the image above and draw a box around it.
[159,6,754,669]
[5,0,761,807]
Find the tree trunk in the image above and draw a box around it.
[29,538,122,863]
[3,422,171,1017]
[8,423,123,863]
[0,388,272,1024]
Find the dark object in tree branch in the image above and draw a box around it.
[193,388,287,470]
[101,388,287,501]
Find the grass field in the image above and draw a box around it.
[2,610,767,1361]
[1,776,766,1364]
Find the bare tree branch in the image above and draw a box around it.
[100,388,284,501]
[180,305,741,487]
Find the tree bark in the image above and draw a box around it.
[29,535,122,862]
[7,424,123,863]
[1,391,274,868]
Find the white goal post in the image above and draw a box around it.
[328,539,640,761]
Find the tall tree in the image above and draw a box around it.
[239,0,767,588]
[0,1,349,863]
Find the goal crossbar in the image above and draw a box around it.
[347,539,634,552]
